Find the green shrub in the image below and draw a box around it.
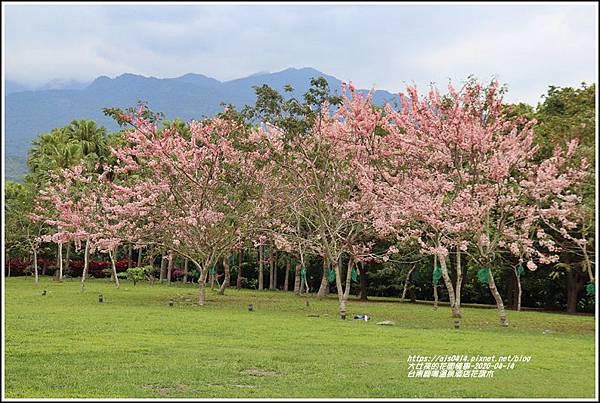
[124,266,152,286]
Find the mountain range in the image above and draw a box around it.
[4,67,400,181]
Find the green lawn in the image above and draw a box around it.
[3,276,596,398]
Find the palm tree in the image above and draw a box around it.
[27,120,111,185]
[64,119,109,160]
[27,129,82,184]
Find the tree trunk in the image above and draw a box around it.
[258,244,264,291]
[294,262,301,294]
[33,248,39,285]
[284,257,290,291]
[218,255,231,295]
[487,269,508,326]
[183,258,189,283]
[301,265,309,293]
[409,284,417,303]
[333,259,344,317]
[58,242,63,281]
[166,250,173,284]
[317,256,330,299]
[197,263,209,305]
[455,250,462,310]
[358,262,368,301]
[400,265,415,303]
[515,269,522,311]
[108,248,120,288]
[438,254,461,328]
[236,250,243,289]
[159,251,167,282]
[344,259,353,301]
[299,268,305,294]
[582,245,594,282]
[333,257,354,319]
[80,238,89,292]
[128,244,133,269]
[433,255,438,310]
[273,252,278,289]
[137,246,143,267]
[566,269,585,314]
[269,246,275,290]
[65,242,71,275]
[209,266,216,289]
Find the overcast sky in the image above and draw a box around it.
[3,2,598,105]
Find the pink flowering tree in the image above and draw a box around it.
[106,110,266,305]
[356,79,589,327]
[512,139,591,312]
[32,164,125,290]
[255,86,386,319]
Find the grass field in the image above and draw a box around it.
[3,276,597,398]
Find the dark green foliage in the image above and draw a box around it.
[432,265,443,285]
[477,268,491,284]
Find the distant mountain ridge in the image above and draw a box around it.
[4,67,400,181]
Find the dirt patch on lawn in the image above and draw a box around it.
[143,383,188,396]
[208,383,256,388]
[240,367,279,377]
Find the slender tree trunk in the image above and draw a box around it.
[299,271,305,294]
[438,254,461,328]
[433,255,439,310]
[183,258,189,283]
[159,251,167,283]
[80,238,89,292]
[584,252,594,282]
[167,250,174,284]
[137,246,143,267]
[317,256,330,299]
[358,262,368,301]
[218,255,231,295]
[128,244,133,269]
[33,249,39,285]
[284,257,290,291]
[333,257,354,319]
[302,267,309,293]
[258,244,264,290]
[515,270,522,311]
[401,266,415,303]
[209,268,215,289]
[273,252,278,289]
[455,250,462,310]
[409,284,417,303]
[343,259,353,301]
[65,242,71,275]
[269,246,275,290]
[294,262,301,294]
[58,242,63,281]
[7,254,11,277]
[108,248,120,288]
[236,250,243,289]
[197,263,209,305]
[488,269,508,326]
